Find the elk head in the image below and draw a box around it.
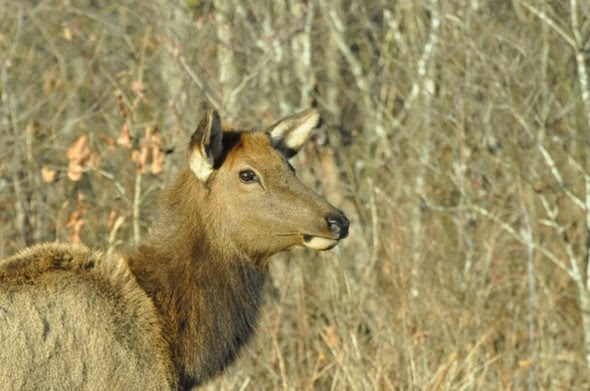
[188,109,349,261]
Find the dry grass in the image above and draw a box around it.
[1,0,590,389]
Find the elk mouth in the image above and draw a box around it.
[302,235,339,251]
[300,213,349,251]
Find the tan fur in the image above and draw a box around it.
[0,109,349,390]
[0,243,174,390]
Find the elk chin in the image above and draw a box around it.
[302,235,339,251]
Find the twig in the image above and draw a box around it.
[107,215,126,256]
[226,53,273,112]
[537,144,585,209]
[179,55,222,110]
[269,315,288,391]
[470,204,582,287]
[91,168,127,196]
[570,0,590,133]
[323,6,369,92]
[404,0,440,112]
[518,1,576,48]
[512,110,586,210]
[519,186,536,390]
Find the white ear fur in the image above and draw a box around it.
[189,109,223,182]
[269,109,320,158]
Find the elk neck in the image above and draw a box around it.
[126,168,267,388]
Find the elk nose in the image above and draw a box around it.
[327,213,350,239]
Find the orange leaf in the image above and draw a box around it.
[66,135,92,182]
[519,359,531,368]
[66,162,83,181]
[117,123,132,149]
[40,166,57,183]
[66,135,90,161]
[76,191,89,215]
[65,211,80,228]
[65,210,85,242]
[150,146,165,174]
[138,145,149,174]
[70,219,85,243]
[144,125,154,141]
[131,147,148,174]
[131,80,144,93]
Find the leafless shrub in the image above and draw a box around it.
[1,0,590,389]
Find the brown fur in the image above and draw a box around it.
[0,109,348,390]
[0,243,173,390]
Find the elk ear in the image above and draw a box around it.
[189,109,223,182]
[268,109,320,158]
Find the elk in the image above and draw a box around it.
[0,108,349,390]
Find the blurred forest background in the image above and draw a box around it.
[1,0,590,389]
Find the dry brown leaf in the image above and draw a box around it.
[150,146,165,174]
[131,146,148,174]
[40,166,57,183]
[131,80,144,93]
[117,123,132,149]
[65,211,85,243]
[139,145,149,174]
[70,219,84,243]
[519,358,531,368]
[130,126,166,175]
[64,191,89,242]
[66,135,90,182]
[65,211,80,228]
[150,128,161,145]
[145,126,165,175]
[66,134,89,160]
[130,149,140,164]
[101,134,116,150]
[67,163,83,182]
[77,191,89,215]
[88,152,100,169]
[115,90,129,118]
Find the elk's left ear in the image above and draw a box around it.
[189,109,223,182]
[268,109,320,158]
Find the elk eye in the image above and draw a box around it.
[239,169,258,183]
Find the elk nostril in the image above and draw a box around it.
[327,213,350,239]
[327,216,341,236]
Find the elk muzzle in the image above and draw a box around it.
[302,211,350,251]
[326,212,349,239]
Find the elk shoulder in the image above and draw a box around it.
[0,242,174,390]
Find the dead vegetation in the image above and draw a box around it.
[1,0,590,389]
